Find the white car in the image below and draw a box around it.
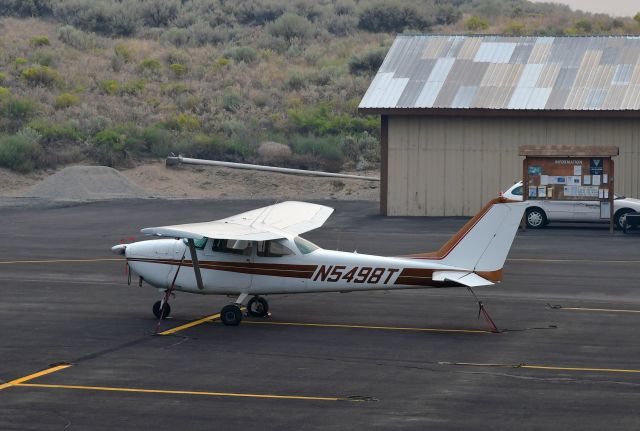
[503,181,640,229]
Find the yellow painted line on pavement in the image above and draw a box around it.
[244,320,490,334]
[0,364,72,390]
[508,258,640,264]
[0,258,122,264]
[441,362,640,374]
[16,383,341,401]
[560,307,640,314]
[158,313,221,336]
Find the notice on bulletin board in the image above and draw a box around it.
[600,201,610,219]
[537,186,546,198]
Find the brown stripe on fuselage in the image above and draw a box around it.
[126,258,317,279]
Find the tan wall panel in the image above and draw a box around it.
[386,116,640,216]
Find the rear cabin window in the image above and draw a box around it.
[211,239,245,255]
[257,240,294,257]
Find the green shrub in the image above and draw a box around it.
[288,104,378,136]
[466,16,489,31]
[503,21,526,36]
[0,134,42,172]
[54,93,79,109]
[21,65,60,86]
[285,71,307,90]
[94,128,124,151]
[113,43,133,62]
[290,135,343,162]
[169,63,187,78]
[0,87,10,99]
[5,98,37,121]
[29,35,50,47]
[139,0,179,26]
[358,2,433,33]
[162,27,190,46]
[99,79,120,95]
[28,120,84,144]
[0,72,6,84]
[121,79,146,95]
[327,14,357,36]
[165,50,188,65]
[33,50,56,67]
[138,58,162,76]
[223,46,258,63]
[267,13,312,42]
[57,25,96,50]
[160,82,190,96]
[348,48,386,75]
[140,126,171,157]
[14,57,28,66]
[164,113,200,131]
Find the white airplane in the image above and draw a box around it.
[112,198,526,326]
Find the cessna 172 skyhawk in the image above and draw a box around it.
[112,198,526,326]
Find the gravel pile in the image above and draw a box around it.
[24,166,150,201]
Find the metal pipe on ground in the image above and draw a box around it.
[166,156,380,182]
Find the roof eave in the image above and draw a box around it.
[358,108,640,118]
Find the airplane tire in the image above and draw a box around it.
[153,301,171,319]
[247,297,269,317]
[221,304,243,326]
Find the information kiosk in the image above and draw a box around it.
[519,146,619,232]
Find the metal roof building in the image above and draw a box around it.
[359,35,640,216]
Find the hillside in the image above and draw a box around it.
[0,0,639,175]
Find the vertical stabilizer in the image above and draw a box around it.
[407,198,526,281]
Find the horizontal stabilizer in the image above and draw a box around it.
[432,271,493,287]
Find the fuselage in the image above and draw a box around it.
[125,237,475,295]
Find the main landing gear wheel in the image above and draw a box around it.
[153,300,171,319]
[221,304,243,326]
[247,296,269,317]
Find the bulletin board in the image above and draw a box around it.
[519,146,619,232]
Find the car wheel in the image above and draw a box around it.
[614,209,635,230]
[526,207,547,229]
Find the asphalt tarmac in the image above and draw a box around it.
[1,199,639,430]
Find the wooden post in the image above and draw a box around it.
[609,158,614,234]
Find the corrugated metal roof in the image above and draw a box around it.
[359,35,640,111]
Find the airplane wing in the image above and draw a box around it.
[140,201,334,240]
[432,271,494,287]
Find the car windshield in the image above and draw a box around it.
[294,236,319,254]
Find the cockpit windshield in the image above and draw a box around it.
[294,236,319,254]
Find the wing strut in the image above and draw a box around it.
[187,239,204,290]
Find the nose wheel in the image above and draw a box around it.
[153,300,171,319]
[220,304,243,326]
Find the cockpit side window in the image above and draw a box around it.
[512,186,523,196]
[183,238,207,249]
[211,239,246,255]
[257,240,294,257]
